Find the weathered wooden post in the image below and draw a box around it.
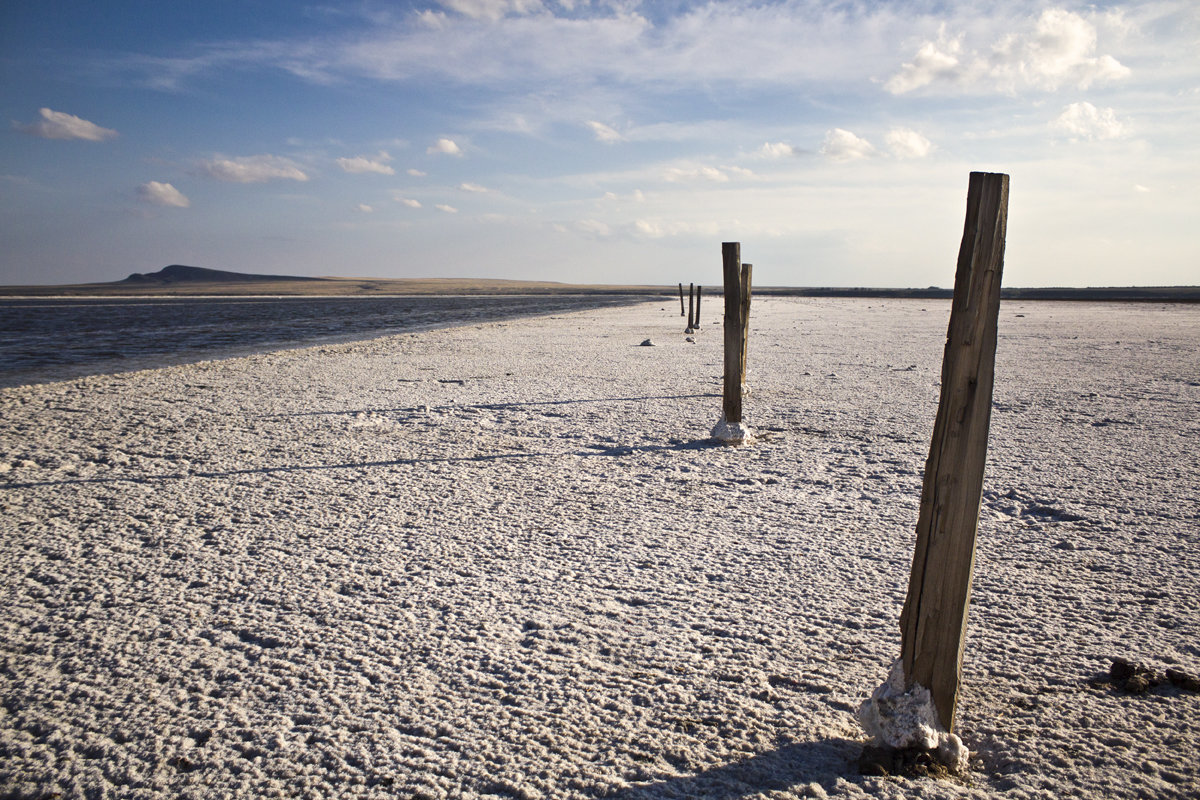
[679,283,686,316]
[687,283,695,332]
[695,286,702,328]
[712,243,754,444]
[858,172,1009,774]
[739,266,751,395]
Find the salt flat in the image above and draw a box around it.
[1,298,1197,799]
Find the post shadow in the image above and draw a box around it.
[594,737,861,799]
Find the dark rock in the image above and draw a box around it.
[640,339,654,347]
[1126,674,1153,694]
[1166,668,1200,692]
[1109,657,1163,693]
[858,745,966,781]
[1110,657,1137,681]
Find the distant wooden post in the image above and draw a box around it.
[687,283,695,331]
[898,172,1009,732]
[679,283,686,316]
[695,286,702,328]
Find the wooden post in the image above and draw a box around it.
[695,286,702,328]
[688,283,695,330]
[739,265,752,390]
[679,283,686,316]
[898,172,1009,732]
[721,243,746,424]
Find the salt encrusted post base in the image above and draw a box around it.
[857,660,969,775]
[711,415,755,445]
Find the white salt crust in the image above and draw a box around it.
[711,415,756,445]
[1,298,1198,799]
[858,660,969,774]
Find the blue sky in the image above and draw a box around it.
[2,1,1197,288]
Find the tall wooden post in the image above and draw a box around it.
[721,243,746,424]
[695,286,702,328]
[899,172,1009,732]
[739,265,752,390]
[679,283,686,316]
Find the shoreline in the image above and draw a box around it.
[2,298,1197,798]
[0,294,649,389]
[2,279,1198,303]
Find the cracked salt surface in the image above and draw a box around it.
[1,298,1198,799]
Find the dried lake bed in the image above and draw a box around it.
[2,298,1197,799]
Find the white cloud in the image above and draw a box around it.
[885,128,933,159]
[136,181,190,208]
[992,9,1131,91]
[435,203,459,213]
[886,9,1130,95]
[428,138,463,156]
[575,218,611,237]
[396,197,423,208]
[437,0,544,22]
[18,108,117,141]
[758,142,797,158]
[586,121,623,143]
[663,165,728,183]
[600,189,646,204]
[459,182,489,192]
[226,3,887,91]
[884,26,967,94]
[1134,184,1151,193]
[407,168,428,177]
[355,203,374,213]
[199,155,309,183]
[821,129,876,161]
[633,219,664,238]
[628,218,719,239]
[336,152,395,175]
[1051,102,1126,140]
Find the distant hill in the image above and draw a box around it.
[122,265,326,284]
[0,265,1195,301]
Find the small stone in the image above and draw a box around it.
[685,336,695,343]
[640,339,654,347]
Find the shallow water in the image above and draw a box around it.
[0,294,644,387]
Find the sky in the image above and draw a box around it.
[1,0,1197,288]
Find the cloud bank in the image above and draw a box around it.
[885,9,1131,95]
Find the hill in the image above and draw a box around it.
[121,265,327,284]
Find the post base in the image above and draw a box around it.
[857,660,969,775]
[711,416,755,445]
